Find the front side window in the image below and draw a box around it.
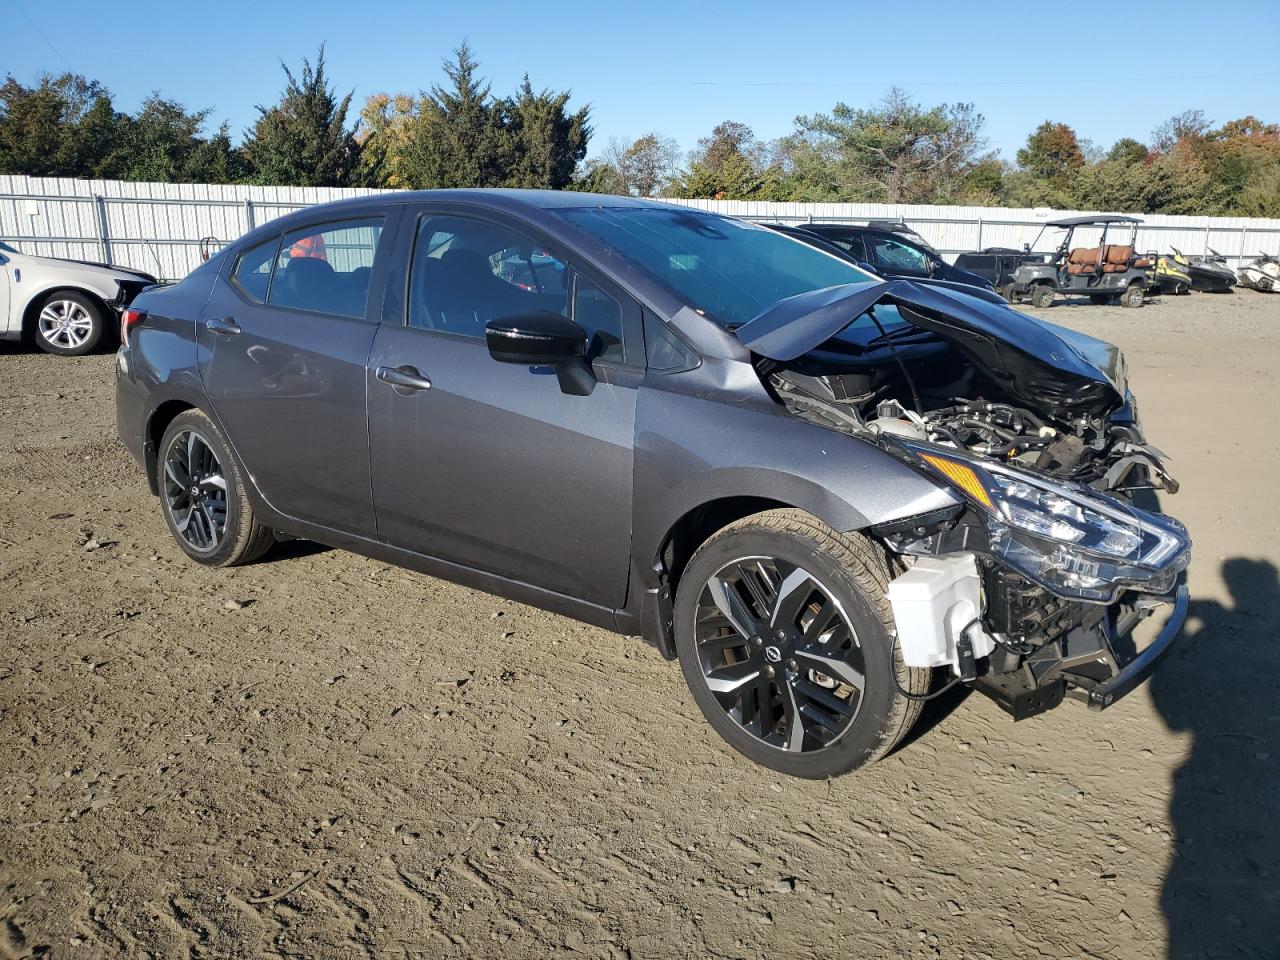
[555,207,875,330]
[868,236,929,273]
[408,215,626,360]
[230,237,278,302]
[267,217,383,318]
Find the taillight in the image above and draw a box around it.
[121,308,146,346]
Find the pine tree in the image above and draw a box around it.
[402,42,507,188]
[241,46,360,187]
[503,76,590,189]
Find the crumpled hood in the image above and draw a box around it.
[734,279,1126,419]
[43,256,156,284]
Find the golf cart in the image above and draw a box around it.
[1000,215,1151,308]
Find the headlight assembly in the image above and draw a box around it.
[906,445,1190,603]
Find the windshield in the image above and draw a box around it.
[557,207,877,328]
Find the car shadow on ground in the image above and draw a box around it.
[260,539,333,563]
[1151,556,1280,958]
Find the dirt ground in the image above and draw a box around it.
[2,288,1279,960]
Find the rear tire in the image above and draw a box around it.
[32,290,108,356]
[1030,284,1055,308]
[673,509,929,778]
[157,409,275,567]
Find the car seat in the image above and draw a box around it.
[1066,247,1101,275]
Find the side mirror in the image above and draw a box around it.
[485,311,595,396]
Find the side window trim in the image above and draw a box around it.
[227,233,283,305]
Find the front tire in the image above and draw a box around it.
[674,510,929,778]
[157,409,275,567]
[1030,284,1055,308]
[32,291,108,356]
[1121,283,1145,308]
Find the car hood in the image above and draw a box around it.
[734,279,1126,419]
[33,255,156,284]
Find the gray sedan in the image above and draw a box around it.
[115,191,1190,778]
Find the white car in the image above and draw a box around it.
[0,240,156,356]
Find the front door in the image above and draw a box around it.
[865,233,934,280]
[0,253,10,336]
[367,210,640,608]
[197,213,393,536]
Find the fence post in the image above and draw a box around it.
[95,195,112,264]
[244,197,255,231]
[976,218,984,251]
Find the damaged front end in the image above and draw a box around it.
[738,279,1192,718]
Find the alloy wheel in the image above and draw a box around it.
[693,556,866,753]
[37,299,95,350]
[162,430,228,552]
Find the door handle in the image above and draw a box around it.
[376,364,432,392]
[206,316,241,336]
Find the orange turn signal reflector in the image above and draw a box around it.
[920,454,994,510]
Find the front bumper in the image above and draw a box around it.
[1083,582,1188,709]
[971,578,1189,719]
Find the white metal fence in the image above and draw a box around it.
[3,175,1279,281]
[0,176,391,281]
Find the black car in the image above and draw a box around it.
[799,222,994,292]
[115,190,1190,779]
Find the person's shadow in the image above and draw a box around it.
[1151,557,1280,958]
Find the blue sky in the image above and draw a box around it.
[4,0,1277,162]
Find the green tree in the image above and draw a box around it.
[502,76,590,189]
[1016,121,1085,189]
[241,46,360,187]
[1107,138,1149,165]
[574,133,680,196]
[355,92,416,187]
[787,89,990,203]
[107,96,242,183]
[0,73,120,177]
[399,42,508,188]
[672,121,774,200]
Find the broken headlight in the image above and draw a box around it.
[903,444,1190,603]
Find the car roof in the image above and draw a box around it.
[234,189,712,250]
[1045,214,1142,227]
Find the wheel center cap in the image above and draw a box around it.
[190,485,200,496]
[764,646,782,664]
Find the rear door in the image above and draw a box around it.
[366,207,642,608]
[197,210,397,536]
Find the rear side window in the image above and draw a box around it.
[829,232,867,261]
[268,217,384,318]
[230,237,278,302]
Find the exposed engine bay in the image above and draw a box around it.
[764,330,1178,497]
[736,281,1192,719]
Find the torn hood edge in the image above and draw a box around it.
[734,279,1127,420]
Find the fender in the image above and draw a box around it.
[631,380,959,588]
